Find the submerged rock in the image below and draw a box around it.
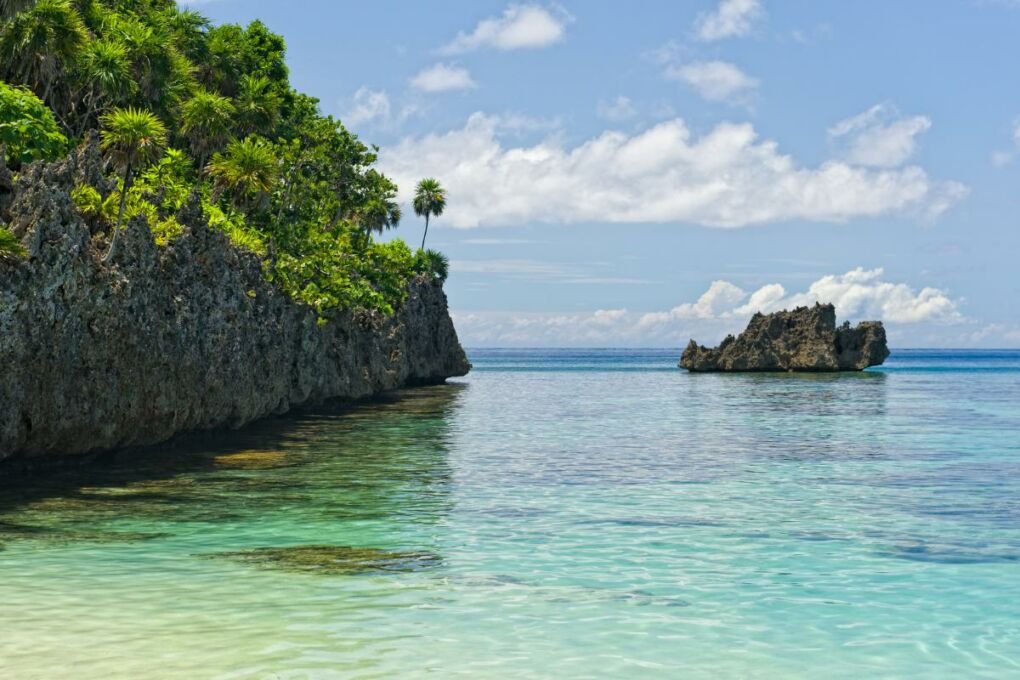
[208,545,441,575]
[0,154,470,464]
[679,303,889,372]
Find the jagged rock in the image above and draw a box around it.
[679,303,889,372]
[0,156,470,464]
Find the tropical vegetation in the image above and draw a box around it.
[0,0,448,314]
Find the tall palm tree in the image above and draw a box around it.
[99,107,167,262]
[412,177,445,250]
[179,88,235,168]
[206,135,278,213]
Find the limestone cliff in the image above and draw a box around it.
[0,153,470,463]
[679,303,889,372]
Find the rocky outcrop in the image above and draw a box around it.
[679,303,889,372]
[0,152,469,464]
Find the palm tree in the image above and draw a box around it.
[99,107,168,262]
[179,88,235,168]
[74,38,136,134]
[0,0,87,106]
[412,177,445,250]
[0,0,37,20]
[235,73,280,137]
[206,135,278,213]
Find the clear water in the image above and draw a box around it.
[2,349,1019,679]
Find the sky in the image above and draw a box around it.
[185,0,1020,347]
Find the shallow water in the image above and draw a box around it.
[1,349,1019,678]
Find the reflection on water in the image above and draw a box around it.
[1,351,1019,679]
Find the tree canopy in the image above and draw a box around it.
[0,0,447,315]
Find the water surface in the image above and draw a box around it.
[1,349,1019,678]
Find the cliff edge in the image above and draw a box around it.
[0,153,470,463]
[679,303,889,372]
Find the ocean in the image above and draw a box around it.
[1,349,1018,678]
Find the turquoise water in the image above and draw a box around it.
[1,349,1019,678]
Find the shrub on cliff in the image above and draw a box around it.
[0,80,66,164]
[0,226,25,259]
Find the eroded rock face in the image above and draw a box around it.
[0,154,470,463]
[679,303,889,372]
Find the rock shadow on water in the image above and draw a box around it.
[205,545,442,576]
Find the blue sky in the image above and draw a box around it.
[187,0,1020,347]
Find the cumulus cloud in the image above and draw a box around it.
[440,4,568,54]
[380,113,966,229]
[410,63,476,92]
[597,95,638,122]
[665,60,758,102]
[695,0,763,41]
[829,104,932,167]
[453,268,962,347]
[342,87,391,126]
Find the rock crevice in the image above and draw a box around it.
[0,155,470,463]
[679,303,889,372]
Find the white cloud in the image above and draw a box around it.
[829,104,932,167]
[410,63,476,92]
[452,268,962,347]
[380,113,966,229]
[639,281,746,326]
[665,60,758,102]
[728,267,961,323]
[440,4,568,54]
[343,87,391,126]
[597,95,638,122]
[695,0,763,41]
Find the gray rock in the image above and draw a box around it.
[679,303,889,372]
[0,156,470,464]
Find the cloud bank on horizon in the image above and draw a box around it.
[452,268,965,347]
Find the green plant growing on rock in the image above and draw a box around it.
[206,135,277,214]
[0,81,66,164]
[415,248,449,283]
[98,106,168,262]
[0,226,26,259]
[412,177,446,250]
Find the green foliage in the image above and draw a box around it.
[0,0,451,315]
[204,199,266,255]
[179,87,233,164]
[99,105,167,172]
[206,135,277,212]
[0,225,27,259]
[272,235,417,317]
[414,248,450,283]
[0,80,67,163]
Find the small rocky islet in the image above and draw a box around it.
[679,303,889,372]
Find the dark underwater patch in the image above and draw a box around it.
[204,544,442,575]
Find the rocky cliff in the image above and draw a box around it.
[679,303,889,372]
[0,151,470,464]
